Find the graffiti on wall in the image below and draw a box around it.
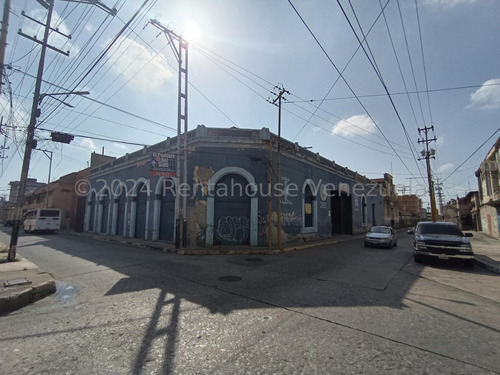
[216,216,249,243]
[280,176,293,206]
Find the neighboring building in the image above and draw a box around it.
[476,136,500,238]
[373,173,399,228]
[85,126,386,249]
[469,191,481,231]
[442,199,459,225]
[8,178,46,203]
[398,194,423,227]
[0,198,16,224]
[458,192,479,231]
[24,172,83,229]
[22,153,115,230]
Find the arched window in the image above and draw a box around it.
[302,180,318,233]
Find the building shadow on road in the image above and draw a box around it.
[5,228,499,373]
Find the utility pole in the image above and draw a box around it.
[149,19,189,249]
[8,0,57,261]
[269,85,289,251]
[8,0,114,262]
[267,137,273,250]
[436,178,444,219]
[0,0,11,96]
[418,126,438,222]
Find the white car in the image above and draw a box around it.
[364,226,398,248]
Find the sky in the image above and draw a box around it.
[1,0,499,210]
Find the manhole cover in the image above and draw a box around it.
[218,276,242,282]
[245,257,264,262]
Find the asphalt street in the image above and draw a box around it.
[0,229,499,374]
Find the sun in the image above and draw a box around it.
[182,21,203,44]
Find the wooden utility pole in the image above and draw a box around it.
[0,0,11,96]
[8,0,115,261]
[8,0,56,261]
[418,126,438,222]
[267,138,273,249]
[270,85,289,251]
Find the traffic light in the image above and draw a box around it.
[51,131,74,144]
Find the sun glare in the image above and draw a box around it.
[182,21,203,44]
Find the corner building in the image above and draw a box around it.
[85,126,385,249]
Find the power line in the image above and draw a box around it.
[291,0,391,141]
[39,1,156,129]
[9,67,176,131]
[441,128,500,184]
[289,82,500,103]
[288,0,419,182]
[414,0,433,126]
[336,0,424,179]
[394,0,426,127]
[377,0,421,131]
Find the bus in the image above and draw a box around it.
[23,208,61,233]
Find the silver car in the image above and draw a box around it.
[364,226,398,248]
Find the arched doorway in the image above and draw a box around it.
[214,173,251,246]
[206,167,258,247]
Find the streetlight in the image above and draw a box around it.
[37,91,90,112]
[34,149,53,207]
[7,89,89,262]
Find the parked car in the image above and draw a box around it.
[408,221,474,267]
[364,226,397,248]
[3,219,14,227]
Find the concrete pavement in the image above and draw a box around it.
[0,229,498,314]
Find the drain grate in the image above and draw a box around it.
[218,276,242,282]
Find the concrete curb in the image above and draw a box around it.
[474,255,500,274]
[0,279,56,314]
[0,259,56,315]
[66,230,364,256]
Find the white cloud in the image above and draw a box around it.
[438,163,454,173]
[332,114,376,137]
[105,37,173,92]
[80,138,98,151]
[469,79,500,110]
[424,0,477,9]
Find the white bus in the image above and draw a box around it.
[23,208,61,233]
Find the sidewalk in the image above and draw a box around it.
[0,249,56,315]
[67,228,500,270]
[468,231,500,274]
